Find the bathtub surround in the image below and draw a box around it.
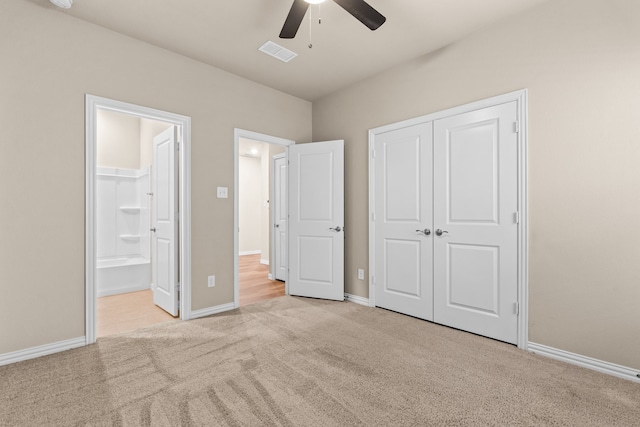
[96,167,151,297]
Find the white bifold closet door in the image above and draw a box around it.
[373,101,518,344]
[374,122,434,321]
[433,102,518,344]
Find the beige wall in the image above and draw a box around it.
[313,0,640,370]
[96,109,141,169]
[0,0,311,354]
[239,155,262,253]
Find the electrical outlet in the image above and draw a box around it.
[208,275,215,287]
[357,268,365,280]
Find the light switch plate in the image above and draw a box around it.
[357,269,365,280]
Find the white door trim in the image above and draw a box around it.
[233,129,294,307]
[85,94,192,345]
[368,89,528,349]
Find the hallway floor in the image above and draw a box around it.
[97,254,285,338]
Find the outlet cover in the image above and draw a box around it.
[208,275,215,287]
[357,269,365,280]
[217,187,228,198]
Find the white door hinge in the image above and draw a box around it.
[371,149,376,158]
[371,276,375,284]
[514,211,519,224]
[514,302,519,315]
[514,121,520,133]
[371,212,375,221]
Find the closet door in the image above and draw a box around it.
[433,102,518,344]
[374,122,433,321]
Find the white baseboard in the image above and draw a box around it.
[528,342,640,383]
[190,302,236,319]
[0,337,86,367]
[268,273,274,280]
[260,259,269,266]
[239,250,261,256]
[97,283,151,298]
[344,293,370,306]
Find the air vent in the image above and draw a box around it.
[259,41,298,63]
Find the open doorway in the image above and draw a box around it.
[94,109,176,337]
[86,95,192,345]
[233,130,294,307]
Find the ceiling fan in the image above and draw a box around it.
[280,0,386,39]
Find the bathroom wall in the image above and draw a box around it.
[96,109,140,169]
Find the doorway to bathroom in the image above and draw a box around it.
[85,95,192,344]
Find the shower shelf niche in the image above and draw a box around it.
[119,206,143,213]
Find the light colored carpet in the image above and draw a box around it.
[1,296,639,426]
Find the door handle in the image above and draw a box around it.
[329,226,342,232]
[415,228,431,236]
[150,227,157,233]
[275,224,280,228]
[435,229,448,236]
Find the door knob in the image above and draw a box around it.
[275,224,280,228]
[435,229,448,236]
[415,228,431,236]
[150,227,157,233]
[329,226,342,232]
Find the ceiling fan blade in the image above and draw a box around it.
[333,0,386,31]
[280,0,310,39]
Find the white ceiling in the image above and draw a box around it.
[47,0,549,101]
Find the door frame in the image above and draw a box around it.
[368,89,529,349]
[85,95,192,345]
[272,153,287,282]
[233,129,294,307]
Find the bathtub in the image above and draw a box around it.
[96,256,151,297]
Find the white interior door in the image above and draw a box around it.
[273,154,287,281]
[433,102,518,343]
[374,122,434,320]
[288,140,344,300]
[152,126,179,316]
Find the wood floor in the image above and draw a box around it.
[97,290,175,338]
[97,254,284,338]
[239,254,285,307]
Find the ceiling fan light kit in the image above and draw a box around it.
[280,0,385,39]
[50,0,73,9]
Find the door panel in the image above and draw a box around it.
[288,140,344,300]
[374,122,433,320]
[433,102,518,343]
[448,121,498,223]
[152,126,179,316]
[274,155,287,281]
